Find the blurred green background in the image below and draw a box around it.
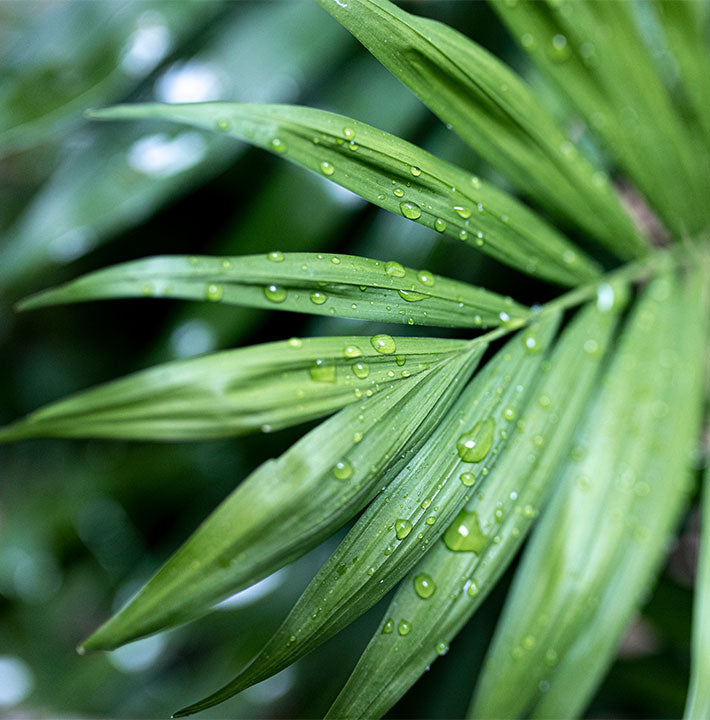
[0,1,697,717]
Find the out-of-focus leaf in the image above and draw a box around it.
[88,102,601,287]
[471,270,706,719]
[686,461,710,720]
[172,313,560,717]
[317,0,646,258]
[492,0,707,236]
[325,294,624,720]
[0,335,470,442]
[0,0,350,295]
[0,1,222,156]
[80,344,484,652]
[18,252,529,329]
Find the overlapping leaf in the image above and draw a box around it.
[325,293,624,720]
[686,462,710,720]
[171,313,560,717]
[87,102,601,287]
[0,335,469,441]
[18,252,529,329]
[471,270,707,719]
[493,0,708,236]
[80,344,483,651]
[317,0,646,258]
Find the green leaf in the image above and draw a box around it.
[492,0,708,236]
[171,313,560,717]
[80,344,484,652]
[87,102,601,287]
[18,252,529,329]
[317,0,646,258]
[686,461,710,720]
[471,270,707,719]
[326,294,624,720]
[0,335,469,442]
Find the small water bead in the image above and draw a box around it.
[332,459,353,480]
[141,283,154,297]
[310,290,327,305]
[549,33,571,62]
[521,32,535,49]
[596,282,615,312]
[215,118,231,131]
[343,345,362,358]
[413,573,437,599]
[434,217,447,232]
[532,434,545,447]
[343,127,356,140]
[398,620,412,636]
[436,642,449,656]
[522,329,541,353]
[267,250,285,263]
[395,355,406,367]
[395,518,413,539]
[456,418,495,462]
[347,141,358,151]
[205,283,223,302]
[263,284,287,303]
[471,175,481,188]
[538,394,552,409]
[270,137,287,153]
[410,165,421,176]
[371,334,396,354]
[398,289,426,302]
[310,362,336,385]
[400,201,422,219]
[288,337,303,348]
[393,187,405,198]
[352,361,370,379]
[320,161,335,176]
[453,205,471,219]
[460,472,476,487]
[467,579,479,597]
[459,230,468,241]
[503,407,516,421]
[417,270,435,286]
[425,516,435,525]
[331,256,341,264]
[443,509,488,553]
[382,618,395,634]
[385,261,406,278]
[583,338,600,354]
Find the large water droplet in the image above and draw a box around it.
[270,137,287,153]
[309,360,336,383]
[453,205,471,219]
[443,509,488,553]
[332,459,353,480]
[456,418,495,462]
[400,201,422,219]
[343,345,362,358]
[398,289,426,302]
[385,261,406,278]
[264,284,287,303]
[205,284,222,302]
[398,619,411,636]
[417,270,435,286]
[267,250,284,262]
[320,160,335,176]
[310,290,327,305]
[413,572,436,599]
[460,471,476,487]
[410,165,421,176]
[371,334,396,354]
[382,618,394,634]
[395,518,413,539]
[434,218,447,233]
[352,361,370,379]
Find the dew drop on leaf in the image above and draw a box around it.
[460,471,476,487]
[456,418,495,462]
[400,201,422,219]
[205,283,223,302]
[385,261,406,278]
[264,284,287,302]
[352,361,369,379]
[453,205,471,219]
[332,459,353,480]
[309,360,336,383]
[270,137,287,153]
[320,160,335,176]
[267,250,284,262]
[310,290,327,305]
[343,345,362,358]
[443,509,488,553]
[371,334,396,354]
[398,289,426,302]
[434,217,447,232]
[410,165,421,176]
[395,518,413,539]
[413,572,437,599]
[398,619,412,636]
[382,618,394,634]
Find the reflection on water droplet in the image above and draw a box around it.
[371,334,396,354]
[400,201,422,219]
[264,284,287,302]
[398,620,411,636]
[310,291,327,305]
[398,289,426,302]
[343,345,362,358]
[270,137,287,153]
[410,165,421,176]
[343,127,356,140]
[205,283,223,302]
[382,618,394,634]
[352,361,369,379]
[268,250,284,262]
[320,161,335,176]
[332,459,353,480]
[453,205,471,219]
[434,218,447,232]
[417,270,435,286]
[413,572,437,599]
[443,509,488,553]
[385,261,406,278]
[460,471,476,487]
[395,518,413,539]
[393,187,405,198]
[309,360,336,383]
[457,418,495,462]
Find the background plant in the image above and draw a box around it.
[0,1,708,719]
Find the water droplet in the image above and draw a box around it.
[395,518,413,540]
[521,32,535,49]
[434,218,447,232]
[400,201,422,219]
[382,618,394,634]
[267,250,284,262]
[460,472,476,487]
[549,33,571,62]
[264,284,287,303]
[333,459,353,480]
[343,127,356,140]
[215,118,231,131]
[398,619,411,636]
[141,282,154,297]
[413,572,437,599]
[270,137,287,153]
[331,256,341,264]
[436,642,449,655]
[310,290,327,305]
[499,311,512,326]
[398,289,426,302]
[467,579,479,597]
[596,282,615,312]
[371,334,396,354]
[320,160,335,176]
[453,205,471,219]
[352,431,363,443]
[309,360,336,383]
[205,283,223,302]
[417,270,435,286]
[522,329,541,353]
[352,361,370,379]
[443,509,488,553]
[288,337,302,348]
[459,230,468,241]
[385,261,406,278]
[503,407,516,421]
[456,418,495,462]
[471,175,481,188]
[538,394,552,409]
[393,187,405,198]
[583,338,600,354]
[343,345,362,358]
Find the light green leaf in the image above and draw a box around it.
[492,0,708,236]
[80,344,484,652]
[317,0,646,258]
[0,335,469,442]
[471,270,707,719]
[326,295,623,720]
[172,313,560,717]
[87,102,600,287]
[686,461,710,720]
[18,252,529,329]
